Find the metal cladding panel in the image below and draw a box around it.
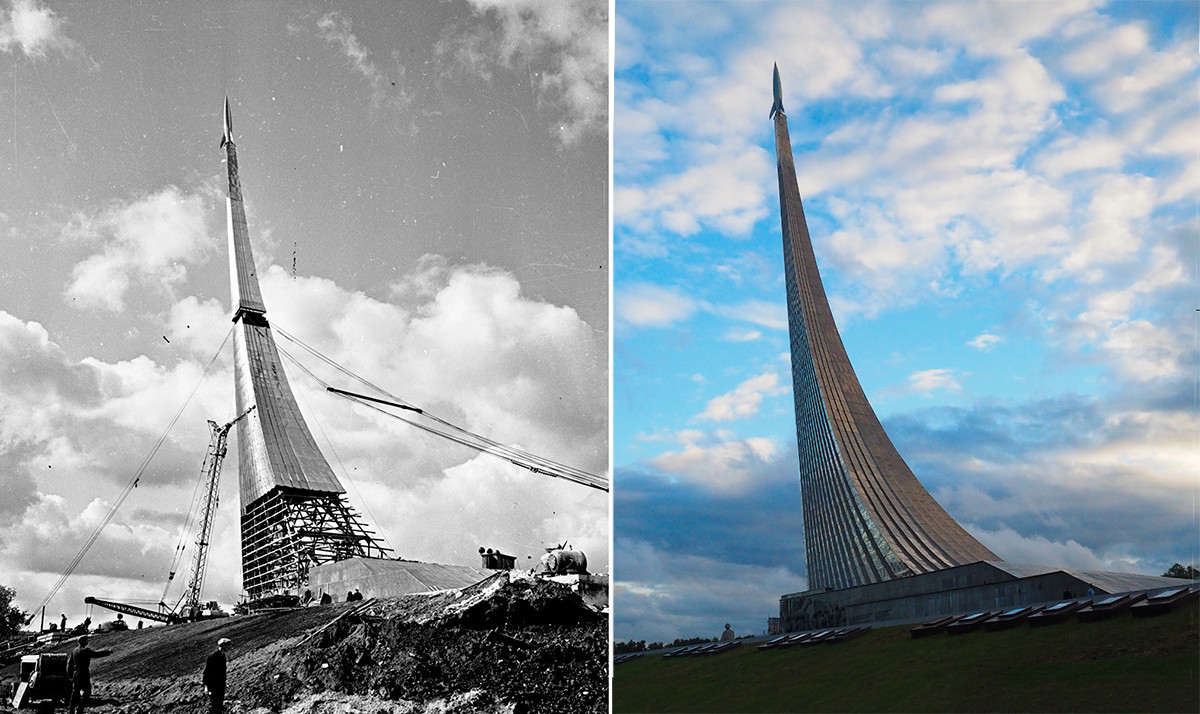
[224,140,266,316]
[233,319,345,510]
[772,107,998,591]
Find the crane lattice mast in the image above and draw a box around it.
[182,405,255,613]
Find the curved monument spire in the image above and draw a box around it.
[223,98,390,599]
[770,67,998,591]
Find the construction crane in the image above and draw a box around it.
[178,405,254,619]
[83,597,178,625]
[85,406,255,625]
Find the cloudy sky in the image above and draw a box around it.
[614,0,1198,644]
[0,0,608,623]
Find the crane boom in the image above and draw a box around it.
[83,597,178,624]
[181,405,255,615]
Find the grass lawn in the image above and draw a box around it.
[614,602,1199,712]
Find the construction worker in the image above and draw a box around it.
[67,635,112,714]
[202,637,231,714]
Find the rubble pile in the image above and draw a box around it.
[238,573,606,714]
[0,573,607,714]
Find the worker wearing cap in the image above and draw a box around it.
[67,635,111,714]
[202,637,231,714]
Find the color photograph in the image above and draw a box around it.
[613,1,1197,710]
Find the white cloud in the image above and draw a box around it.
[0,0,78,59]
[1036,134,1125,178]
[920,1,1090,58]
[317,11,412,112]
[1060,20,1149,76]
[63,187,213,312]
[1096,40,1197,114]
[3,254,608,617]
[711,299,787,331]
[698,372,784,422]
[1056,173,1156,279]
[616,144,773,237]
[967,333,1003,351]
[1101,320,1183,381]
[909,368,962,394]
[453,0,609,146]
[882,45,947,77]
[615,284,698,328]
[650,430,779,493]
[969,525,1110,571]
[723,328,761,343]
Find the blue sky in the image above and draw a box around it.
[0,0,608,621]
[614,0,1198,644]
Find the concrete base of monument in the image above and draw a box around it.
[780,560,1196,632]
[308,557,493,601]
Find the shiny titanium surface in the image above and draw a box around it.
[222,99,345,508]
[771,67,998,591]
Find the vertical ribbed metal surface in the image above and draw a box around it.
[773,108,998,591]
[224,140,266,317]
[221,103,390,598]
[224,135,345,510]
[232,317,346,509]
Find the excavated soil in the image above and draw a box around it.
[0,573,607,714]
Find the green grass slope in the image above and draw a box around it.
[614,604,1199,713]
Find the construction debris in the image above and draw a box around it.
[0,573,606,714]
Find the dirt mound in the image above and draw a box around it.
[239,573,606,714]
[1,573,606,714]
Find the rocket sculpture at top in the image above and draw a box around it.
[770,62,785,120]
[221,98,390,600]
[769,68,998,591]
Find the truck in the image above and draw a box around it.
[9,652,70,710]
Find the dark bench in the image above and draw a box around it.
[983,606,1044,632]
[1076,592,1146,622]
[1131,587,1198,618]
[1028,599,1091,627]
[910,614,966,639]
[946,610,1002,635]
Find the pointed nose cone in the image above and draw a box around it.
[770,63,785,119]
[222,97,233,147]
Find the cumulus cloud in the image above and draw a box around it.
[1096,40,1197,114]
[444,0,608,147]
[615,283,698,328]
[0,0,79,59]
[650,430,779,493]
[891,391,1199,573]
[615,145,773,238]
[3,252,607,618]
[1060,21,1148,77]
[908,368,962,394]
[63,187,213,312]
[968,525,1110,571]
[697,372,785,422]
